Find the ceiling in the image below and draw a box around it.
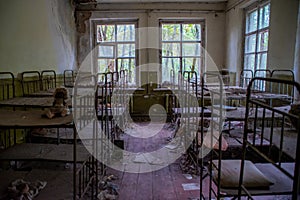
[95,0,227,3]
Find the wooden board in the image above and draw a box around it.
[0,143,90,162]
[0,110,73,128]
[0,97,72,108]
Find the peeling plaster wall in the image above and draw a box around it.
[0,0,76,75]
[225,0,299,85]
[76,2,226,84]
[225,1,244,84]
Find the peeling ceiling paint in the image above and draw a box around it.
[75,0,228,3]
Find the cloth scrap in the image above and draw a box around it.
[7,179,47,200]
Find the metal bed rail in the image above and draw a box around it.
[20,71,41,96]
[253,69,272,91]
[200,72,226,200]
[238,77,300,200]
[240,69,254,88]
[64,69,78,88]
[0,72,15,101]
[41,70,57,91]
[270,69,295,104]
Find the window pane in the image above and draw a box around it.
[246,10,258,33]
[117,24,135,42]
[162,24,180,41]
[182,43,201,57]
[117,44,135,58]
[257,31,269,52]
[245,34,256,53]
[97,25,115,42]
[259,4,270,29]
[98,45,114,58]
[98,59,115,73]
[162,43,180,57]
[117,58,135,83]
[182,24,201,41]
[256,53,267,70]
[182,57,200,74]
[162,57,180,83]
[244,54,255,71]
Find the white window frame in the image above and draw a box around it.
[159,19,205,83]
[93,19,138,84]
[243,1,271,73]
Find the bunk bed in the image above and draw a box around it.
[0,71,71,110]
[238,77,300,200]
[0,72,98,199]
[201,77,300,200]
[0,110,96,200]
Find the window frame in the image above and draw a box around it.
[159,19,206,83]
[243,1,271,73]
[92,19,139,84]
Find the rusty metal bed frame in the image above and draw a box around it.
[0,72,15,101]
[64,69,78,88]
[0,72,98,199]
[270,69,295,104]
[0,110,96,200]
[94,70,128,177]
[198,75,300,200]
[237,77,300,200]
[20,70,57,97]
[20,71,42,97]
[240,69,254,88]
[41,70,56,91]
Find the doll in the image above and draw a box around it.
[44,87,69,119]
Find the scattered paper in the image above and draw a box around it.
[182,183,200,191]
[165,144,179,150]
[132,153,164,165]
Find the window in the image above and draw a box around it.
[244,2,270,73]
[95,21,137,84]
[160,20,205,83]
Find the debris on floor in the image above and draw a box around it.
[182,173,193,180]
[180,154,200,175]
[132,153,164,165]
[182,183,200,191]
[7,179,47,200]
[97,174,119,200]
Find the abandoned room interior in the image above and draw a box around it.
[0,0,300,199]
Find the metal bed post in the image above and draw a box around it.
[240,69,254,88]
[73,80,78,200]
[0,72,15,100]
[0,72,15,149]
[238,77,300,200]
[200,72,225,200]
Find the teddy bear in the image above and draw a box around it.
[44,87,69,119]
